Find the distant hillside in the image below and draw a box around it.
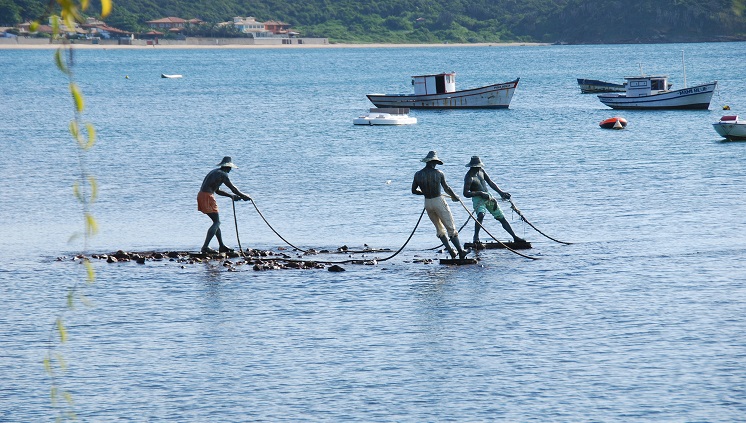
[6,0,746,43]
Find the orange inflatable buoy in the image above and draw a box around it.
[600,116,627,129]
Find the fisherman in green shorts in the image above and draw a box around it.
[463,156,525,245]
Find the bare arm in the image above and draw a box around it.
[483,171,509,198]
[440,172,459,201]
[411,175,423,195]
[220,178,251,200]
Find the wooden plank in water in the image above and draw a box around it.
[439,258,479,265]
[465,241,532,250]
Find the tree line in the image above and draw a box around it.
[3,0,745,43]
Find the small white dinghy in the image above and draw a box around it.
[712,115,746,141]
[161,74,183,79]
[353,108,417,126]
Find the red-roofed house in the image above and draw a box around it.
[146,17,187,31]
[264,20,291,35]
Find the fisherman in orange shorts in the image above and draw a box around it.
[197,156,251,254]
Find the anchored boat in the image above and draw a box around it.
[598,75,716,110]
[577,78,626,94]
[599,116,627,129]
[366,73,519,109]
[352,108,417,125]
[712,115,746,141]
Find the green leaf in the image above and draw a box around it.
[43,357,53,376]
[70,83,84,112]
[78,293,93,306]
[66,288,74,309]
[51,386,58,405]
[85,123,96,149]
[101,0,112,18]
[68,120,79,138]
[85,259,95,283]
[85,213,99,236]
[88,175,98,202]
[52,15,60,37]
[62,388,75,404]
[57,318,67,343]
[54,49,69,74]
[72,181,82,202]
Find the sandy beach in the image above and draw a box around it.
[0,39,548,49]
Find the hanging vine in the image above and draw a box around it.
[36,1,112,421]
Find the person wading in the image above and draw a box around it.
[412,151,469,259]
[463,155,525,245]
[197,156,251,254]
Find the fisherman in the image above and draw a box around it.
[197,156,251,254]
[412,151,469,260]
[463,156,525,245]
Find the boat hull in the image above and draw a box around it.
[598,82,716,110]
[712,122,746,141]
[577,78,625,94]
[599,117,627,129]
[367,79,519,109]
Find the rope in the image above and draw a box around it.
[357,207,425,263]
[508,199,573,245]
[248,199,425,265]
[249,199,310,253]
[457,199,539,260]
[426,215,470,250]
[232,199,244,257]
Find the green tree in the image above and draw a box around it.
[0,0,22,25]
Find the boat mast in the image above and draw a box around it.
[682,50,687,88]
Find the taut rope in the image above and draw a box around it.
[249,199,310,253]
[247,199,426,265]
[232,199,244,257]
[457,199,539,260]
[508,199,572,245]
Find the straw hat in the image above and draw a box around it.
[421,150,443,165]
[465,156,484,168]
[217,156,237,169]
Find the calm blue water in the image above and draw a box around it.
[1,43,745,421]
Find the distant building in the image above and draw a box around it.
[229,16,270,36]
[146,17,203,33]
[264,20,291,35]
[80,17,131,38]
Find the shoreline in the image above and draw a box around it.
[0,41,549,50]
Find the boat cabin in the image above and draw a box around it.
[623,75,670,97]
[412,73,456,95]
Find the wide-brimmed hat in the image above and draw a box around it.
[465,156,484,168]
[421,150,443,165]
[217,156,237,169]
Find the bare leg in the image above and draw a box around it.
[498,217,525,242]
[438,234,456,258]
[473,212,485,243]
[202,213,223,251]
[450,234,469,259]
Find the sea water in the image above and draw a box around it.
[1,43,745,421]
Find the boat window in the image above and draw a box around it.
[630,81,647,88]
[651,79,665,90]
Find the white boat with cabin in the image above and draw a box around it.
[352,108,417,125]
[712,115,746,141]
[598,75,716,110]
[366,73,519,109]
